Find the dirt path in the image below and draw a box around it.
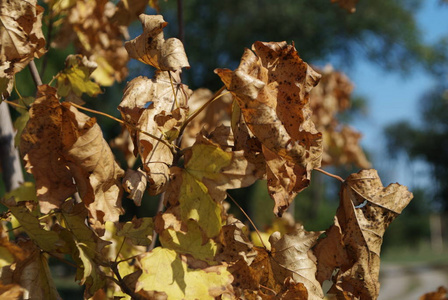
[378,262,448,299]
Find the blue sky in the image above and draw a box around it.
[334,0,448,187]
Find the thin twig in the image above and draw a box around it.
[178,86,227,137]
[3,100,27,110]
[28,60,43,86]
[314,168,344,182]
[226,192,268,250]
[69,102,174,150]
[148,193,165,251]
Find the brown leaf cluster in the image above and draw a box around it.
[310,66,371,169]
[52,0,129,86]
[216,41,323,216]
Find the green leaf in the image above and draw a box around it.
[3,182,36,203]
[116,217,154,246]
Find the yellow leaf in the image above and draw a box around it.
[56,55,102,104]
[159,220,218,261]
[0,246,14,268]
[136,247,233,300]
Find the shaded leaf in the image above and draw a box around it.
[3,182,36,204]
[20,86,77,213]
[125,14,190,71]
[136,247,233,300]
[122,168,147,206]
[56,55,102,104]
[116,217,154,246]
[111,0,149,26]
[9,206,64,253]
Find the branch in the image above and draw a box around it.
[0,102,24,192]
[28,60,42,87]
[110,262,144,300]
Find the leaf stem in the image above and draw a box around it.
[178,86,227,137]
[226,192,269,250]
[314,168,344,182]
[69,102,174,150]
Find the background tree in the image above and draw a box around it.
[385,83,448,211]
[158,0,448,90]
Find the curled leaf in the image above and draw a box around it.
[125,14,190,71]
[314,169,413,299]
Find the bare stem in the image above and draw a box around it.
[148,193,165,251]
[226,192,269,250]
[314,168,344,182]
[3,100,27,110]
[178,86,227,137]
[69,102,174,151]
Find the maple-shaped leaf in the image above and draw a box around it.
[216,41,323,216]
[136,247,233,299]
[314,169,413,299]
[269,226,324,300]
[166,133,262,238]
[116,217,154,246]
[0,0,46,97]
[125,14,190,72]
[331,0,359,13]
[56,54,102,104]
[119,72,190,195]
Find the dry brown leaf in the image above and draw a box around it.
[331,0,359,13]
[314,169,413,299]
[0,283,24,300]
[110,126,136,168]
[122,168,147,206]
[0,0,46,96]
[118,72,191,195]
[20,86,77,213]
[215,41,322,215]
[125,14,190,72]
[269,226,324,299]
[61,103,125,223]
